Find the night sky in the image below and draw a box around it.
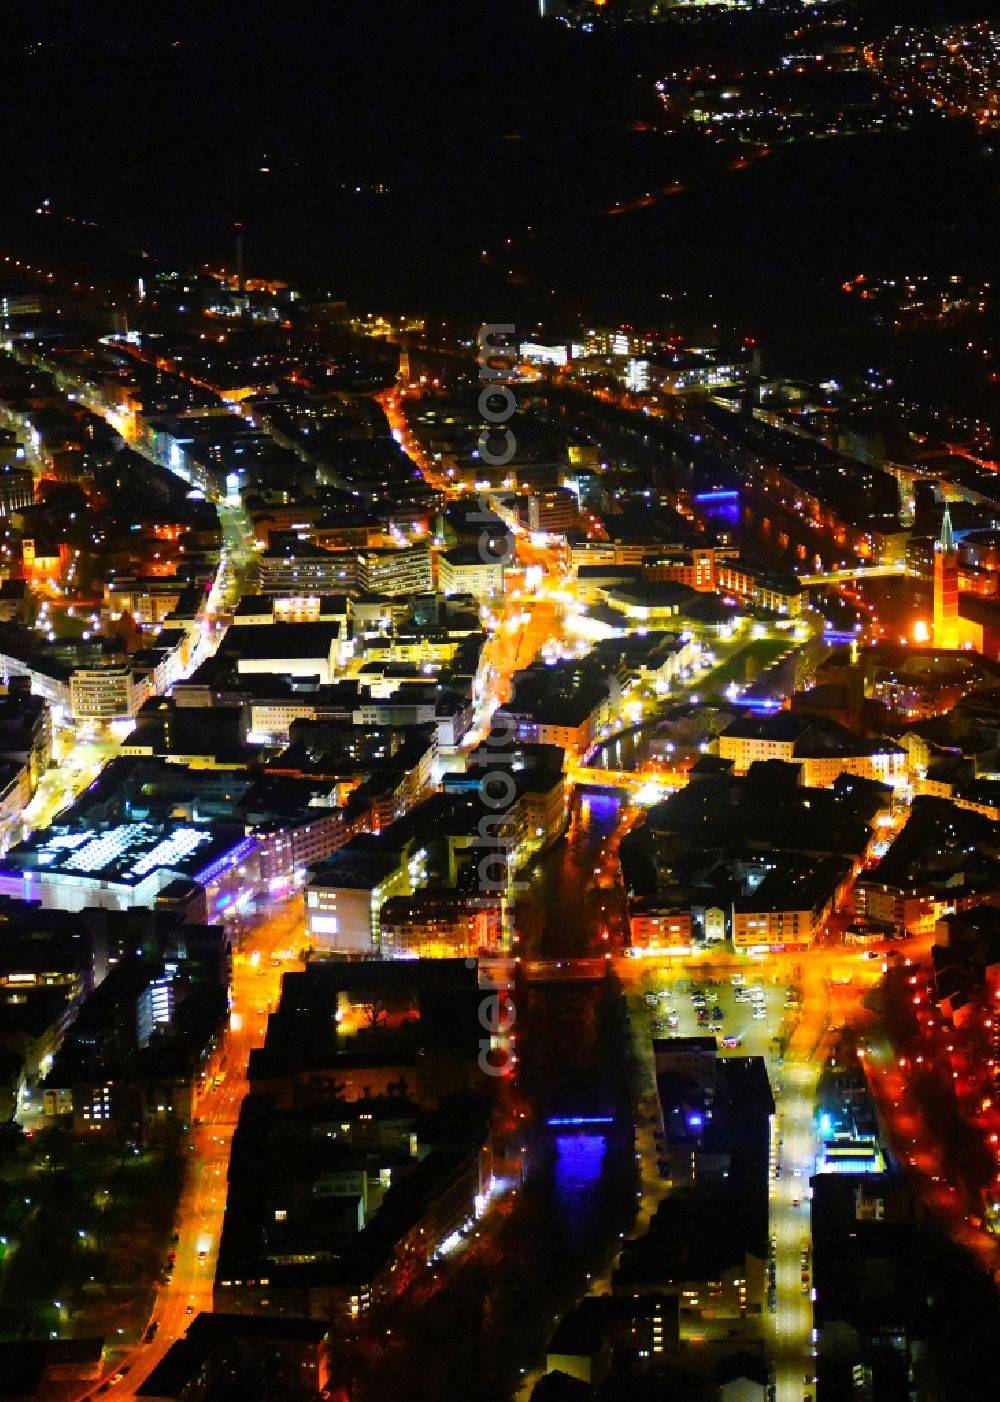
[2,0,999,334]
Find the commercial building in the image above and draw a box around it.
[0,820,257,916]
[651,1038,774,1179]
[444,733,566,815]
[273,717,438,831]
[303,764,565,956]
[70,665,153,722]
[231,592,350,630]
[242,783,352,896]
[305,842,417,953]
[512,767,569,850]
[352,689,474,750]
[222,961,492,1324]
[437,544,506,599]
[17,747,356,906]
[133,629,193,696]
[122,696,258,769]
[0,758,32,853]
[215,621,343,685]
[256,544,359,595]
[714,560,805,616]
[495,662,612,755]
[731,855,852,950]
[358,544,433,596]
[717,713,907,787]
[598,579,701,624]
[520,488,580,536]
[587,631,700,693]
[571,539,671,571]
[627,907,695,952]
[645,548,719,592]
[105,575,199,628]
[379,890,502,959]
[0,899,229,1112]
[505,693,606,753]
[247,958,486,1105]
[0,907,93,1114]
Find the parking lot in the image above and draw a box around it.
[637,963,796,1063]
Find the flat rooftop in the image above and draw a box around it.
[0,822,248,887]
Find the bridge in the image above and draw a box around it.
[517,957,613,984]
[569,763,687,795]
[477,956,619,988]
[798,563,909,586]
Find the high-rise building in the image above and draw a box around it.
[933,506,959,650]
[358,545,433,597]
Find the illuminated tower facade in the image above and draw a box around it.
[932,505,959,649]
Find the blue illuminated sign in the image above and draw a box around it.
[547,1116,614,1127]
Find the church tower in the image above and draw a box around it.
[932,505,959,649]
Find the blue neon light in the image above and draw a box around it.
[687,1112,704,1129]
[194,836,256,886]
[732,696,782,710]
[694,489,739,502]
[547,1115,614,1127]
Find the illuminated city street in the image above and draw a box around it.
[82,904,307,1399]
